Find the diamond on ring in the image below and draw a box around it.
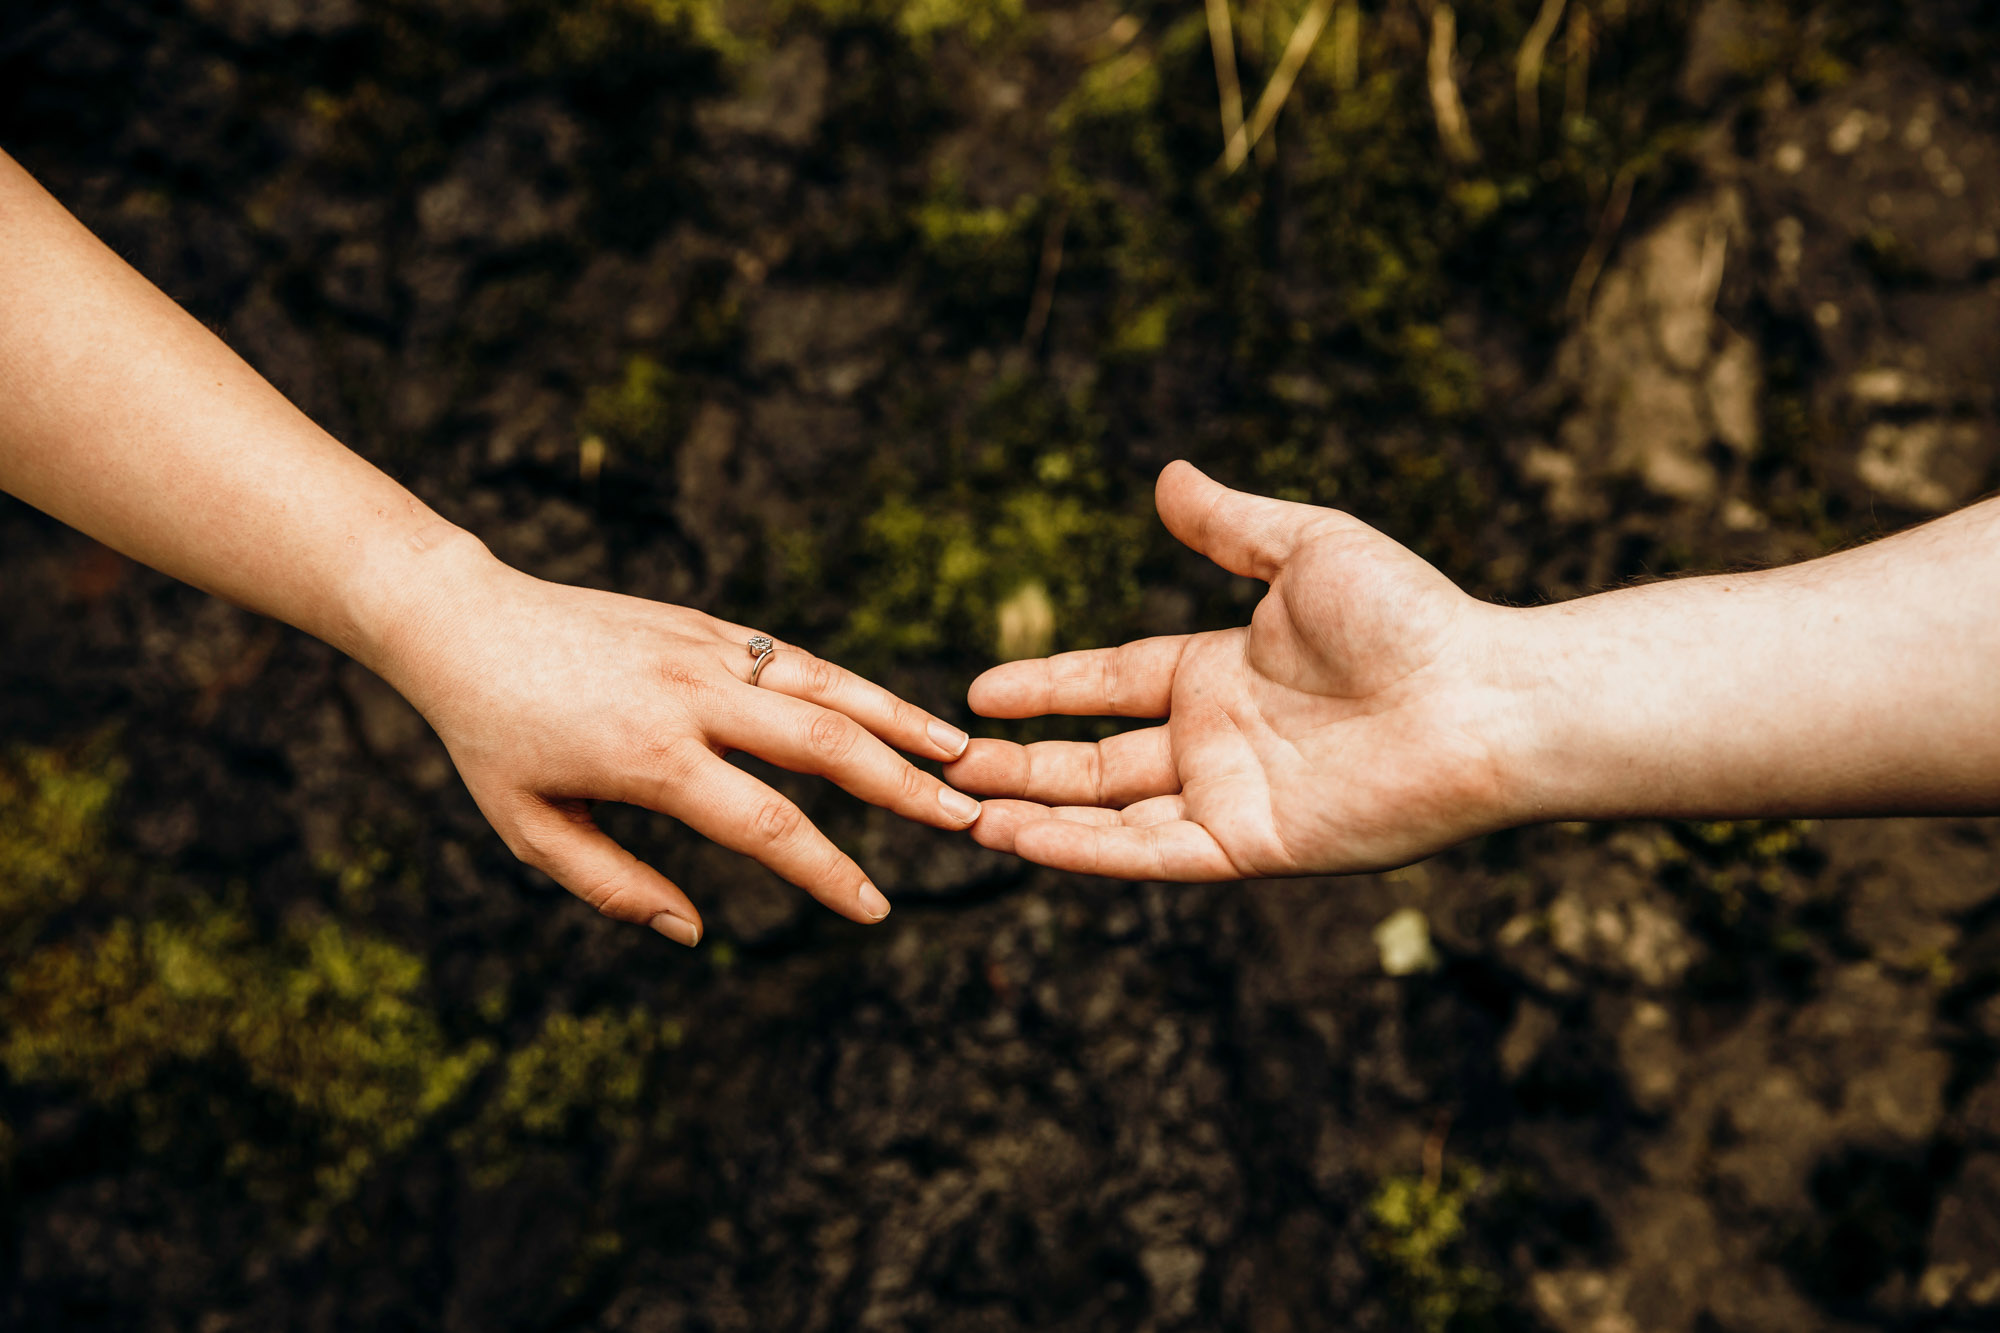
[746,635,779,686]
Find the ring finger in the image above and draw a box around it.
[723,636,969,763]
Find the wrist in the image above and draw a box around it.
[1487,571,1772,826]
[334,518,514,707]
[1444,602,1580,833]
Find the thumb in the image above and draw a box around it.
[1154,460,1335,581]
[505,797,704,946]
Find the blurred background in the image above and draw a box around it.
[3,0,1999,1327]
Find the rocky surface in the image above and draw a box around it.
[2,1,2000,1330]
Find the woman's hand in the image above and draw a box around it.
[377,541,981,944]
[944,462,1529,880]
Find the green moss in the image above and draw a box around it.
[1367,1166,1501,1333]
[2,908,491,1206]
[836,379,1149,667]
[456,1006,680,1185]
[581,354,686,461]
[527,0,735,69]
[0,741,491,1210]
[0,734,123,941]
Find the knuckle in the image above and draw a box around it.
[750,799,806,846]
[896,760,930,805]
[652,737,707,786]
[801,654,842,695]
[506,825,552,871]
[804,711,857,763]
[589,875,642,921]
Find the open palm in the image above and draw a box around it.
[946,462,1523,880]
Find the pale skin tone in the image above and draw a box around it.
[0,149,987,946]
[949,461,2000,879]
[9,153,1999,918]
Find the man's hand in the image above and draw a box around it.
[946,461,1531,880]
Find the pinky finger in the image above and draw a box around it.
[507,797,705,946]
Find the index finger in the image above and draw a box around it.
[967,636,1190,719]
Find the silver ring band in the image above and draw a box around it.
[746,635,779,687]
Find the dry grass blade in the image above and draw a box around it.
[1564,3,1592,127]
[1514,0,1567,149]
[1427,3,1480,166]
[1565,163,1635,322]
[1205,0,1246,155]
[1220,0,1338,173]
[1022,201,1069,349]
[1329,0,1359,93]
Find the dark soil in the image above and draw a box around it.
[3,0,2000,1329]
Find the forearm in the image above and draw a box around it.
[0,150,481,674]
[1506,496,2000,820]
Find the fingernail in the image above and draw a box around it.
[649,912,701,947]
[938,786,981,824]
[857,881,892,922]
[928,720,970,759]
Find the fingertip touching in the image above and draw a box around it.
[943,736,1018,795]
[966,661,1038,719]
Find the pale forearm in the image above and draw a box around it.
[1508,496,2000,821]
[0,150,472,672]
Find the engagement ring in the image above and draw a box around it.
[746,635,779,686]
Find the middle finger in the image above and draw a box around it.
[711,686,982,830]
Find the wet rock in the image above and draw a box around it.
[1615,999,1684,1116]
[671,402,756,599]
[1790,964,1948,1145]
[696,36,829,149]
[1711,1068,1837,1214]
[1832,818,2000,964]
[338,662,453,791]
[1961,1076,2000,1143]
[1758,59,2000,285]
[417,102,585,252]
[1855,418,1988,512]
[475,495,609,586]
[1498,997,1560,1082]
[187,0,359,39]
[1588,1188,1727,1332]
[1531,1269,1638,1333]
[444,1162,588,1333]
[746,285,909,398]
[1544,874,1698,990]
[1550,192,1758,505]
[1919,1153,2000,1312]
[320,238,394,323]
[1372,907,1439,976]
[1749,54,2000,514]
